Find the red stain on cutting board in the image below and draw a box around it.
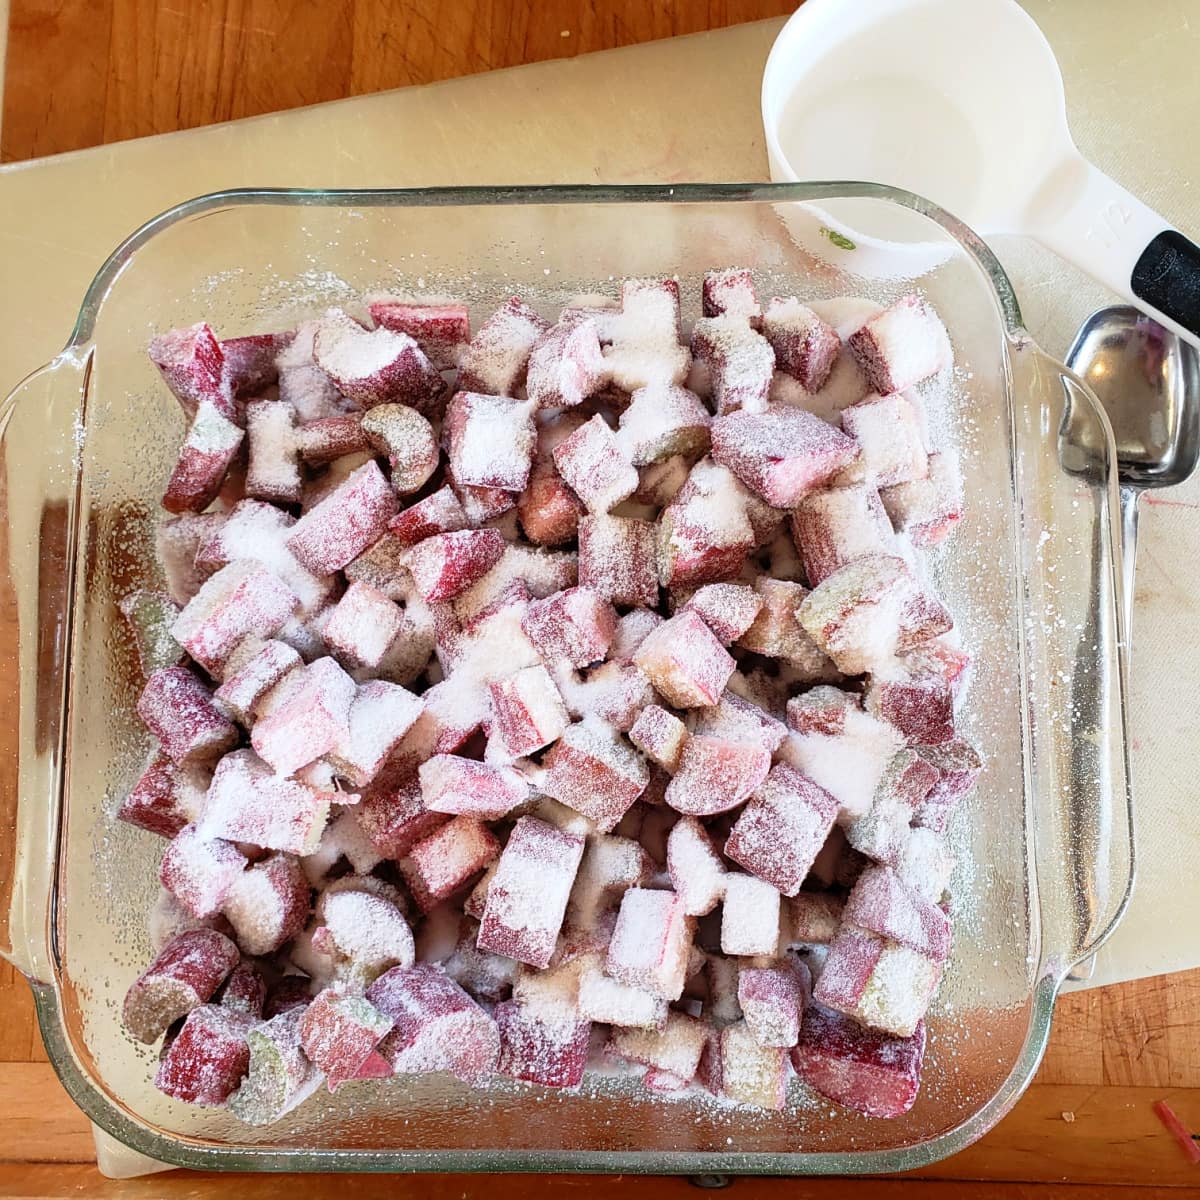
[1143,495,1200,509]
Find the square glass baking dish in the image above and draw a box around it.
[0,183,1132,1176]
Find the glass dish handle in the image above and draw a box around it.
[1012,342,1136,984]
[0,353,89,982]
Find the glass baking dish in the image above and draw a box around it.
[0,183,1132,1176]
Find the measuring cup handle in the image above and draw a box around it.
[1034,154,1200,347]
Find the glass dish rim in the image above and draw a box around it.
[18,181,1127,1176]
[62,182,1029,351]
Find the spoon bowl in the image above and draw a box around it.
[1067,307,1200,489]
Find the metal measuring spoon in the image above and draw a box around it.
[1061,308,1199,982]
[1066,306,1200,647]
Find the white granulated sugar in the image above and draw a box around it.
[453,545,577,623]
[855,943,938,1038]
[768,369,816,408]
[554,415,639,514]
[320,889,415,970]
[221,863,289,957]
[720,874,781,957]
[809,296,885,340]
[779,709,903,822]
[315,323,416,379]
[511,958,588,1026]
[187,401,243,454]
[460,605,542,683]
[276,321,320,372]
[687,583,762,642]
[577,964,667,1029]
[801,351,872,427]
[611,1011,707,1078]
[205,501,332,616]
[246,401,301,499]
[252,657,312,720]
[666,818,726,917]
[454,394,537,488]
[603,331,690,392]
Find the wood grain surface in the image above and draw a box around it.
[2,0,799,161]
[2,1,1200,1195]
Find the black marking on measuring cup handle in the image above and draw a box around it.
[1131,230,1200,338]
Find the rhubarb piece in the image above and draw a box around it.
[137,667,237,764]
[792,1001,926,1118]
[122,928,240,1043]
[369,299,469,370]
[229,1007,323,1125]
[703,268,762,324]
[286,460,399,576]
[633,609,735,709]
[725,763,840,896]
[313,318,446,413]
[666,816,726,916]
[847,293,952,395]
[401,816,501,912]
[298,987,394,1091]
[478,817,586,969]
[119,589,184,676]
[606,887,693,1001]
[367,963,500,1084]
[155,1005,253,1105]
[359,403,439,494]
[711,403,860,508]
[149,323,234,421]
[720,874,781,957]
[762,297,841,392]
[540,718,649,833]
[245,399,302,505]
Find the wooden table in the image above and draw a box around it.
[2,2,1199,1195]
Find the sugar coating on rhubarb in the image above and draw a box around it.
[124,277,976,1121]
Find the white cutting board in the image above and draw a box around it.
[1,5,1197,992]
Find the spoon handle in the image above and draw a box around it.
[1034,154,1200,350]
[1066,482,1138,985]
[1118,484,1140,653]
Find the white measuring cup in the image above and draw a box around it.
[762,0,1200,345]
